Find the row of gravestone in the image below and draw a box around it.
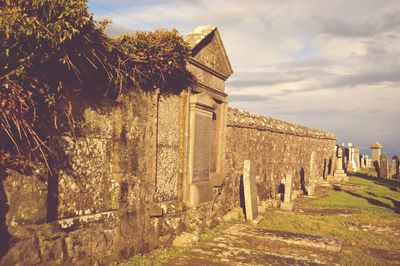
[242,160,295,222]
[375,155,399,179]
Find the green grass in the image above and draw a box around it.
[259,174,400,265]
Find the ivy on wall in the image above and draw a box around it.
[0,0,194,171]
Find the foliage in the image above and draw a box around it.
[0,0,194,171]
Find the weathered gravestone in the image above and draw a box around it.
[371,141,382,167]
[242,160,258,221]
[380,155,389,178]
[360,155,366,169]
[331,146,348,181]
[280,174,294,211]
[390,155,399,179]
[328,146,337,177]
[365,155,371,168]
[187,93,216,206]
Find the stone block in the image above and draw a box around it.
[172,232,199,248]
[189,182,214,206]
[0,238,41,265]
[3,170,48,227]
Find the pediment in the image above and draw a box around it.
[185,26,233,80]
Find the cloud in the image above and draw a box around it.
[89,0,400,158]
[317,11,400,38]
[228,94,271,103]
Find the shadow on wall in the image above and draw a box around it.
[300,168,306,195]
[239,174,246,216]
[0,170,10,258]
[327,159,332,177]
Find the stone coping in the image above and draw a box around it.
[227,108,336,140]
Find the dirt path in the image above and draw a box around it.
[164,223,343,265]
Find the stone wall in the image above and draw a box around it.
[224,108,336,202]
[0,26,337,266]
[0,89,161,265]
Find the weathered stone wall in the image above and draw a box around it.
[224,108,336,202]
[0,89,161,265]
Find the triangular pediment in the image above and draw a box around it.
[185,26,233,80]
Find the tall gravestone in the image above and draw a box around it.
[380,155,389,178]
[328,146,337,177]
[332,146,348,181]
[187,93,216,205]
[346,143,357,172]
[184,26,233,206]
[360,155,366,169]
[242,160,258,220]
[371,141,382,167]
[391,155,399,179]
[365,155,371,168]
[354,148,360,170]
[281,174,294,211]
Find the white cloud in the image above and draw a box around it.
[89,0,400,157]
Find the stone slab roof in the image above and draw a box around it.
[227,107,336,140]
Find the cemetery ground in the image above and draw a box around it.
[117,173,400,265]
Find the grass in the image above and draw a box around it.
[259,174,400,265]
[115,222,235,266]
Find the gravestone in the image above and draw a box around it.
[184,26,232,203]
[242,160,258,220]
[370,141,382,167]
[365,155,371,168]
[354,148,360,170]
[390,155,399,179]
[360,155,366,169]
[280,174,294,211]
[380,155,389,178]
[332,146,348,181]
[328,146,337,177]
[187,93,216,206]
[346,143,356,172]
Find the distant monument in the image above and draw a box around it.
[346,143,359,173]
[329,146,348,182]
[390,155,399,179]
[370,141,382,177]
[380,155,389,178]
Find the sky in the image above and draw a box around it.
[88,0,400,158]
